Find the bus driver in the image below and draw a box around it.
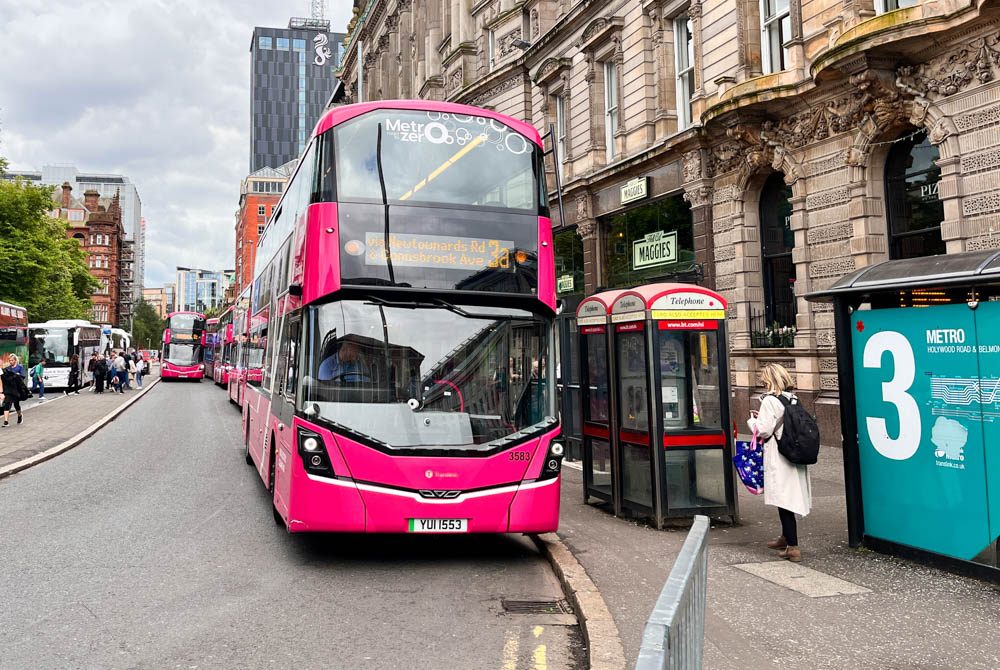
[318,340,368,383]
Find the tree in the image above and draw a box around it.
[0,179,98,320]
[131,298,165,351]
[203,304,226,319]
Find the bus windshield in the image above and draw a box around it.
[334,110,539,211]
[300,299,553,450]
[165,343,200,366]
[29,329,71,364]
[169,314,203,332]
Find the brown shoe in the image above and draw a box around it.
[767,536,787,550]
[780,546,801,562]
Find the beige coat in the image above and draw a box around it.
[747,392,812,517]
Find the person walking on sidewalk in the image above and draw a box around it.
[107,352,118,391]
[64,354,82,395]
[1,355,28,426]
[114,351,128,393]
[134,355,144,388]
[7,354,25,380]
[29,359,46,401]
[93,355,108,394]
[747,363,812,563]
[127,355,137,389]
[87,352,98,391]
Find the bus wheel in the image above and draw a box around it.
[244,435,253,465]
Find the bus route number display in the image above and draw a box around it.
[363,232,515,271]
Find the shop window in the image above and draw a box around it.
[602,195,695,287]
[755,172,796,345]
[760,0,790,74]
[554,228,584,296]
[885,131,945,260]
[674,17,695,129]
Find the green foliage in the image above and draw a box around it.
[131,298,165,351]
[202,304,226,319]
[0,179,99,320]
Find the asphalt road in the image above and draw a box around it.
[1,380,583,669]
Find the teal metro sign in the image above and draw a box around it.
[852,302,1000,562]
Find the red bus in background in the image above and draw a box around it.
[229,286,252,406]
[212,306,235,386]
[161,311,207,380]
[241,100,560,534]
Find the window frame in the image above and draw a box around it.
[603,60,619,159]
[555,95,567,183]
[875,0,917,13]
[673,16,695,129]
[759,0,791,74]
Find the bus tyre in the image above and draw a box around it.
[269,437,285,529]
[244,438,253,465]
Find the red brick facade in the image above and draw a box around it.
[235,193,279,294]
[56,183,131,326]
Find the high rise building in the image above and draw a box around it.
[175,268,234,314]
[2,166,145,299]
[234,161,296,294]
[249,17,345,172]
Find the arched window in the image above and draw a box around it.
[885,131,945,259]
[759,172,795,327]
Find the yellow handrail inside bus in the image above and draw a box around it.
[399,134,486,201]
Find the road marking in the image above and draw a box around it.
[533,625,543,638]
[502,630,519,670]
[734,561,871,597]
[533,644,547,670]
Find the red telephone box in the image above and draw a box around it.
[578,283,737,527]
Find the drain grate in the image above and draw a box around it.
[501,599,571,615]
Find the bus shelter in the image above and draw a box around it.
[577,283,738,528]
[807,250,1000,575]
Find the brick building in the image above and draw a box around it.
[334,0,1000,441]
[234,161,295,293]
[52,183,133,327]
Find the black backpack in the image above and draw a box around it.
[776,395,820,465]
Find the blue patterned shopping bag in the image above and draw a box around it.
[733,427,764,495]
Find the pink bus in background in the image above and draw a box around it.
[211,307,235,387]
[241,100,562,533]
[229,286,251,406]
[161,311,207,380]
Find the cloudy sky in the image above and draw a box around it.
[0,0,353,287]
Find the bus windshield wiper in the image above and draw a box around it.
[362,296,517,321]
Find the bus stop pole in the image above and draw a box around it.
[833,298,865,547]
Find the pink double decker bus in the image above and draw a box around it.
[229,287,251,406]
[161,311,207,380]
[211,307,235,386]
[242,100,562,533]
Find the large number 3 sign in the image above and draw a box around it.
[862,331,921,460]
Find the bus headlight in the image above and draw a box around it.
[297,427,333,476]
[199,364,205,370]
[539,441,564,480]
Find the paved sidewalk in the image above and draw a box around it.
[558,448,1000,670]
[0,379,157,470]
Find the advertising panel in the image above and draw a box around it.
[852,302,999,561]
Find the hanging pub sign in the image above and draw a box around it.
[620,176,649,205]
[632,230,677,270]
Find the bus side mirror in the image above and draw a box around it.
[288,283,303,297]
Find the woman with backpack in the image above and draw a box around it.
[748,363,813,563]
[93,355,108,394]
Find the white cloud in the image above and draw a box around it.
[0,0,354,287]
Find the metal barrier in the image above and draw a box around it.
[634,515,710,670]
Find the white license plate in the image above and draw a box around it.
[408,518,467,533]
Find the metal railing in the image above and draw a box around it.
[635,515,710,670]
[749,305,797,348]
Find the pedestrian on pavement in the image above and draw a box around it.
[87,352,98,390]
[64,354,83,395]
[29,359,46,401]
[1,355,27,426]
[114,351,128,393]
[127,355,137,389]
[94,355,108,393]
[134,356,144,388]
[747,363,812,563]
[107,351,118,391]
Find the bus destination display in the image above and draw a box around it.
[361,232,516,271]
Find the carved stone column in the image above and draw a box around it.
[575,193,601,294]
[689,2,705,95]
[682,149,714,289]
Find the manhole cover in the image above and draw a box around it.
[501,599,571,614]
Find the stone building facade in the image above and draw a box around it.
[336,0,1000,441]
[52,183,132,327]
[234,162,295,294]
